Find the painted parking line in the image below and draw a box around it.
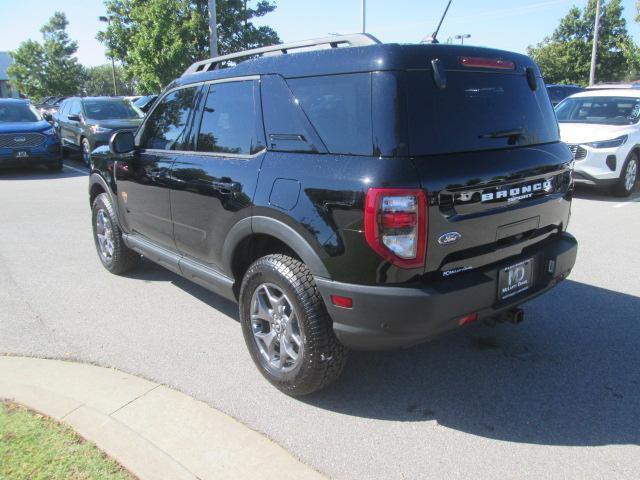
[63,163,89,175]
[612,195,640,208]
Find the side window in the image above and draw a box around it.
[196,81,265,155]
[58,101,69,118]
[286,73,372,155]
[68,100,82,117]
[139,87,198,150]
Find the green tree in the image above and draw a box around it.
[8,12,84,100]
[97,0,280,93]
[84,64,136,96]
[527,0,637,85]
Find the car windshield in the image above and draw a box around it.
[83,99,143,120]
[555,96,640,125]
[0,103,42,123]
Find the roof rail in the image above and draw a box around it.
[182,33,381,76]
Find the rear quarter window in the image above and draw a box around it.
[286,73,372,155]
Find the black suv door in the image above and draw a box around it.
[170,78,266,268]
[115,86,200,249]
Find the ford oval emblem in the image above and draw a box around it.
[14,136,26,143]
[438,231,462,246]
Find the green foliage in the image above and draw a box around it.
[0,401,134,480]
[84,64,136,96]
[7,12,84,101]
[97,0,280,93]
[527,0,638,85]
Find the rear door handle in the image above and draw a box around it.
[211,181,240,192]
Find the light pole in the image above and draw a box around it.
[361,0,366,33]
[589,0,602,86]
[98,15,118,96]
[455,34,470,45]
[208,0,218,57]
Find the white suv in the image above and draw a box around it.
[556,89,639,196]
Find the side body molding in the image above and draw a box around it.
[221,216,330,279]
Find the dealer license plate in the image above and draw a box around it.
[498,258,534,300]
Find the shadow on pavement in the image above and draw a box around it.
[573,184,639,203]
[123,259,239,321]
[0,162,87,180]
[119,260,640,447]
[303,280,640,447]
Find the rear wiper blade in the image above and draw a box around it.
[479,128,524,139]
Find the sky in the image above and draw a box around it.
[0,0,639,67]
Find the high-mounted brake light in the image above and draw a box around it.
[459,56,515,70]
[364,188,427,269]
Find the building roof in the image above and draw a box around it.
[0,52,13,81]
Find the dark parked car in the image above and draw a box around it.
[0,99,62,170]
[133,94,158,113]
[55,96,143,165]
[37,96,68,122]
[546,84,583,106]
[89,35,577,396]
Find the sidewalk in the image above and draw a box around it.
[0,356,325,480]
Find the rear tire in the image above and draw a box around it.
[612,153,638,197]
[91,193,140,274]
[239,254,348,396]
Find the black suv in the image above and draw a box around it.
[88,34,578,396]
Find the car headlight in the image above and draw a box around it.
[90,125,112,134]
[585,135,628,149]
[42,127,56,135]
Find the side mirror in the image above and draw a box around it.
[110,130,135,154]
[67,114,81,122]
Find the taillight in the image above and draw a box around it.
[364,188,427,268]
[459,56,515,70]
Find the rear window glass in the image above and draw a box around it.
[407,71,558,155]
[287,73,372,155]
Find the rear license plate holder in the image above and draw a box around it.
[498,258,534,300]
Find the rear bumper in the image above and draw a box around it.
[316,232,577,350]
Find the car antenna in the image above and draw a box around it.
[429,0,453,44]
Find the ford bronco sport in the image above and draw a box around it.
[88,34,578,396]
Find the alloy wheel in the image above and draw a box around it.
[625,158,637,192]
[95,209,114,262]
[250,283,303,373]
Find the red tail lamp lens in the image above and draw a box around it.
[381,212,417,229]
[331,295,353,309]
[459,56,515,70]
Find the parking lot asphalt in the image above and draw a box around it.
[1,161,639,480]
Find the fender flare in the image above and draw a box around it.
[222,216,330,279]
[89,173,120,224]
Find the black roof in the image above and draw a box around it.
[170,43,537,91]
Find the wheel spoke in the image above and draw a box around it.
[255,330,277,359]
[252,292,272,321]
[264,285,283,309]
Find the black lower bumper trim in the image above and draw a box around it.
[316,232,578,350]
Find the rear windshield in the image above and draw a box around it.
[0,102,42,123]
[83,99,143,121]
[407,71,558,155]
[555,96,640,125]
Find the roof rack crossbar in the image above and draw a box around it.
[182,33,380,76]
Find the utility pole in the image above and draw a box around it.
[589,0,602,86]
[208,0,218,57]
[98,15,118,96]
[361,0,366,33]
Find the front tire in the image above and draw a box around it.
[91,193,140,274]
[612,153,638,197]
[82,138,92,167]
[239,254,348,396]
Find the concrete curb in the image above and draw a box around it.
[0,356,325,480]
